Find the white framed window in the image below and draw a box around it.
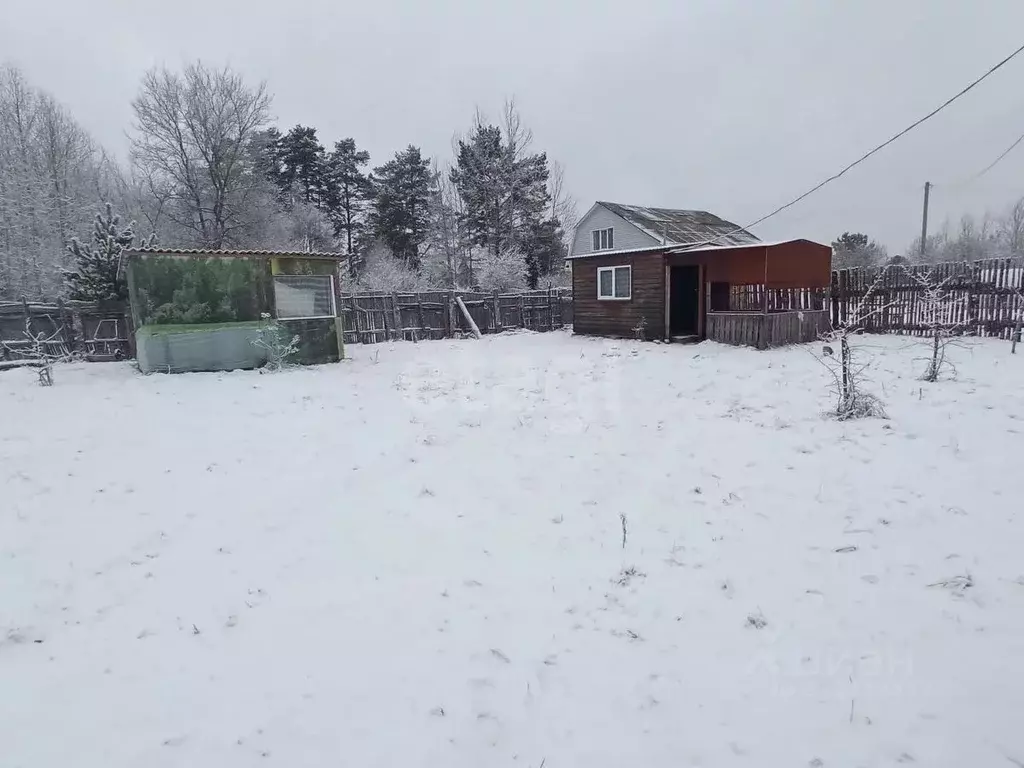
[274,274,336,319]
[597,265,631,300]
[591,227,614,251]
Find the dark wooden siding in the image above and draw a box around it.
[572,251,666,339]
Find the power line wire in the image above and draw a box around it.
[680,39,1024,250]
[943,127,1024,188]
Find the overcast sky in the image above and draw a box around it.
[3,0,1024,252]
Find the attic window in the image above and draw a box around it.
[592,228,614,251]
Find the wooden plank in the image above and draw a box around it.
[455,296,482,339]
[391,292,401,341]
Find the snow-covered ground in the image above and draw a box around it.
[3,331,1024,767]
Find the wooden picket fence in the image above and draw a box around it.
[724,285,827,312]
[339,288,572,344]
[0,299,131,362]
[830,258,1024,338]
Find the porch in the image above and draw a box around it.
[664,239,832,348]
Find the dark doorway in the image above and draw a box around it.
[670,265,700,335]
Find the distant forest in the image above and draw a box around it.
[0,62,578,301]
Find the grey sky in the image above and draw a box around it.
[3,0,1024,253]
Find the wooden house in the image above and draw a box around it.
[569,202,832,347]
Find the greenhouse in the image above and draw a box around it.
[122,248,345,373]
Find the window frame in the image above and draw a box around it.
[591,227,614,251]
[273,273,337,321]
[597,265,631,301]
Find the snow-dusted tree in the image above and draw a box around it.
[818,270,891,419]
[340,242,428,292]
[449,101,562,288]
[325,138,373,271]
[832,232,887,269]
[451,121,506,256]
[1,65,107,300]
[64,203,140,302]
[476,246,527,292]
[904,265,970,382]
[275,125,330,209]
[270,200,335,253]
[908,213,1002,264]
[130,63,272,249]
[548,159,578,249]
[369,146,433,269]
[997,198,1024,257]
[423,162,470,288]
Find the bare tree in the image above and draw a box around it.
[818,270,891,419]
[130,63,272,249]
[549,159,578,244]
[904,266,970,381]
[0,65,105,300]
[998,197,1024,257]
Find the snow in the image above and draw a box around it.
[3,331,1024,767]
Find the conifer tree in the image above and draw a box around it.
[326,138,373,265]
[370,146,432,269]
[64,203,139,302]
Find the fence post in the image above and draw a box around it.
[390,291,401,341]
[447,291,455,338]
[492,290,501,334]
[416,295,424,342]
[352,294,363,343]
[547,287,553,330]
[518,293,525,328]
[20,296,31,342]
[56,297,75,355]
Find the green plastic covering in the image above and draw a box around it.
[136,322,267,373]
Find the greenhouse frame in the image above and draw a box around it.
[121,248,346,373]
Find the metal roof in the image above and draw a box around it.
[669,238,830,254]
[565,245,673,261]
[122,248,346,260]
[599,201,759,248]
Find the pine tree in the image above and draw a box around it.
[449,106,555,285]
[370,146,432,269]
[276,125,330,209]
[450,124,506,255]
[325,138,373,268]
[521,217,565,288]
[64,203,137,302]
[250,127,285,193]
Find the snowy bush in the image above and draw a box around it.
[340,244,430,293]
[251,314,299,372]
[476,247,528,293]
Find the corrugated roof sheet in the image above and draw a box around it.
[599,201,759,248]
[122,248,346,260]
[669,238,829,254]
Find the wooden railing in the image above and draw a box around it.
[706,310,830,349]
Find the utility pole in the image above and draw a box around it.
[920,181,932,259]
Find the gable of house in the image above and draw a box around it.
[571,202,759,258]
[570,204,660,257]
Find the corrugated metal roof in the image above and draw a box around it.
[669,238,830,254]
[122,248,346,260]
[599,201,759,248]
[565,245,672,261]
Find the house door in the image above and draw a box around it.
[669,265,700,335]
